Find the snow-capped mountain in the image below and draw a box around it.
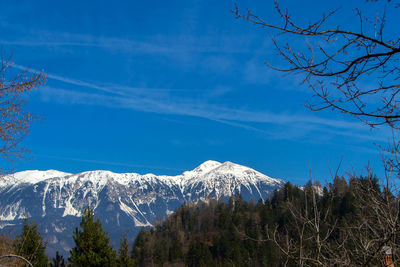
[0,160,284,256]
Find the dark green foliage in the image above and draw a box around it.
[14,220,49,267]
[118,234,135,267]
[130,175,398,266]
[186,240,214,267]
[69,208,117,267]
[131,228,150,264]
[51,251,66,267]
[10,174,394,266]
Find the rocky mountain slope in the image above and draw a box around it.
[0,160,284,256]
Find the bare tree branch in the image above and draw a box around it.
[232,0,400,129]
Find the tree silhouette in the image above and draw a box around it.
[69,208,117,267]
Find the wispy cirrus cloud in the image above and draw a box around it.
[42,86,387,143]
[13,64,126,96]
[35,154,184,173]
[14,63,386,142]
[0,30,255,55]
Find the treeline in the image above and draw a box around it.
[132,175,400,266]
[1,175,399,266]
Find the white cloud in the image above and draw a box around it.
[37,84,386,143]
[14,63,386,142]
[0,31,254,55]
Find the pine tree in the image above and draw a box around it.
[131,228,147,264]
[69,208,117,267]
[117,234,134,267]
[50,251,66,267]
[186,240,214,267]
[14,220,49,267]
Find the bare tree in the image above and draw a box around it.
[260,177,399,266]
[0,232,34,267]
[232,0,399,130]
[232,5,400,263]
[0,55,46,171]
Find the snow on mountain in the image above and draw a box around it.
[0,170,71,186]
[182,161,283,202]
[186,160,222,175]
[0,160,284,256]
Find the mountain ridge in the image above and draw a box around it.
[0,160,285,255]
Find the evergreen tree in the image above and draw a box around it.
[186,240,214,267]
[117,234,134,267]
[50,251,66,267]
[131,228,145,264]
[128,177,397,265]
[14,220,49,267]
[168,237,183,262]
[69,208,117,267]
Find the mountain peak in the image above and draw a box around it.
[213,161,253,173]
[221,161,236,167]
[192,160,222,173]
[0,161,285,256]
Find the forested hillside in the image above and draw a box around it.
[132,176,398,266]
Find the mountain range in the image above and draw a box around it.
[0,160,284,256]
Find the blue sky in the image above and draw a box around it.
[0,0,394,185]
